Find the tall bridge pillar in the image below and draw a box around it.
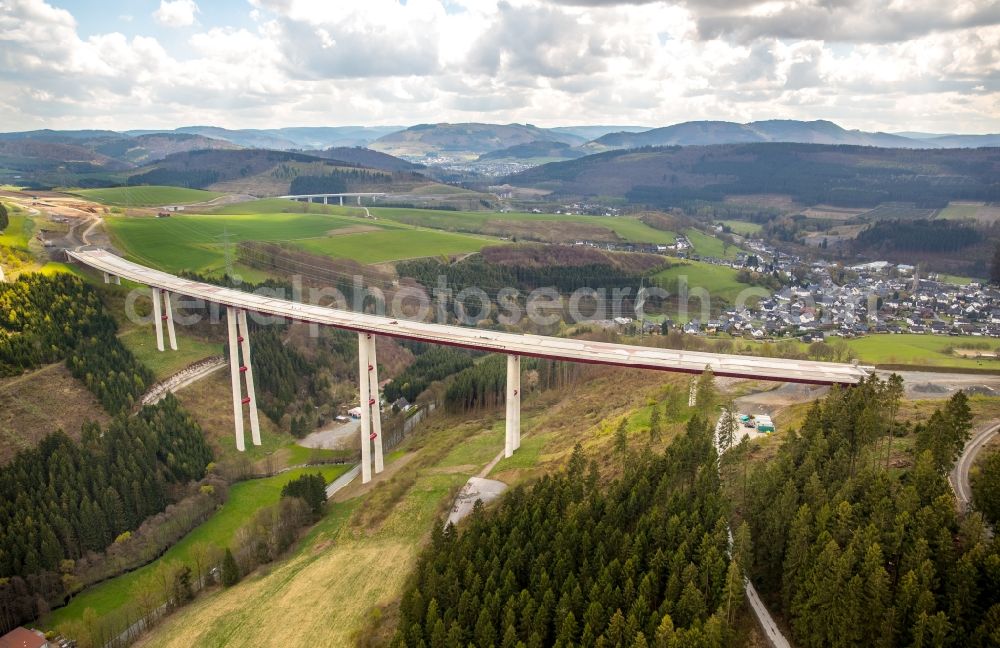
[357,333,385,483]
[151,288,178,351]
[227,306,261,451]
[505,355,521,457]
[151,288,165,352]
[322,196,329,205]
[339,196,344,206]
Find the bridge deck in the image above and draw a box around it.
[69,249,870,385]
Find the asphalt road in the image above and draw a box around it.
[951,421,1000,511]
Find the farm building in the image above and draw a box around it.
[0,627,49,648]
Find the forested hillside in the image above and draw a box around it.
[509,144,1000,208]
[0,274,152,413]
[0,396,212,633]
[742,380,1000,646]
[393,415,742,646]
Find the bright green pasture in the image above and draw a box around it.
[0,209,32,249]
[297,229,491,263]
[685,228,740,259]
[718,220,762,236]
[844,334,1000,369]
[45,464,351,630]
[936,273,977,286]
[74,186,223,207]
[371,206,677,244]
[937,204,980,220]
[104,212,384,273]
[208,198,350,215]
[653,259,757,303]
[119,327,221,381]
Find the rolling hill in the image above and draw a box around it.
[476,140,586,162]
[0,130,238,187]
[126,125,404,149]
[370,122,586,159]
[309,146,425,171]
[509,143,1000,208]
[583,119,936,151]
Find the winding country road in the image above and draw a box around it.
[951,421,1000,511]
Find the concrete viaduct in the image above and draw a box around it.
[278,192,387,206]
[69,248,871,484]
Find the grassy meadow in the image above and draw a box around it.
[653,258,758,304]
[371,206,677,244]
[118,327,222,381]
[685,227,741,259]
[129,369,687,647]
[843,334,1000,369]
[718,219,763,236]
[105,209,492,273]
[45,465,352,632]
[74,186,223,207]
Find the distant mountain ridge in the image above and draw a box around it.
[508,142,1000,208]
[369,123,586,160]
[586,120,999,151]
[125,125,404,150]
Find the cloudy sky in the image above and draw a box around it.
[0,0,997,133]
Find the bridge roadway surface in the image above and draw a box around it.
[69,248,870,386]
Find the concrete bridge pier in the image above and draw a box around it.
[357,333,385,483]
[357,195,362,206]
[152,288,165,352]
[505,355,521,457]
[227,306,261,451]
[339,196,344,206]
[150,288,178,352]
[367,336,384,474]
[322,196,329,205]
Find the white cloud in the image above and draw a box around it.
[153,0,199,28]
[0,0,995,133]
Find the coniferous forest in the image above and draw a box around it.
[393,415,744,647]
[742,382,1000,647]
[0,274,152,413]
[0,395,212,632]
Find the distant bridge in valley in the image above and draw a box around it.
[277,192,387,206]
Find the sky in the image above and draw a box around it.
[0,0,997,133]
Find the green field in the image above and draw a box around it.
[45,464,351,631]
[208,198,347,215]
[685,228,740,259]
[654,258,758,303]
[297,228,491,263]
[74,186,223,207]
[105,210,492,273]
[936,273,978,286]
[844,334,1000,369]
[937,203,981,220]
[0,207,33,250]
[105,212,386,273]
[119,327,222,381]
[718,220,762,236]
[371,206,677,244]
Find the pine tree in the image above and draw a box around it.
[718,399,737,451]
[221,548,240,587]
[971,450,1000,525]
[695,366,716,419]
[615,418,628,469]
[649,405,662,445]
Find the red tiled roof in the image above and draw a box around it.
[0,627,46,648]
